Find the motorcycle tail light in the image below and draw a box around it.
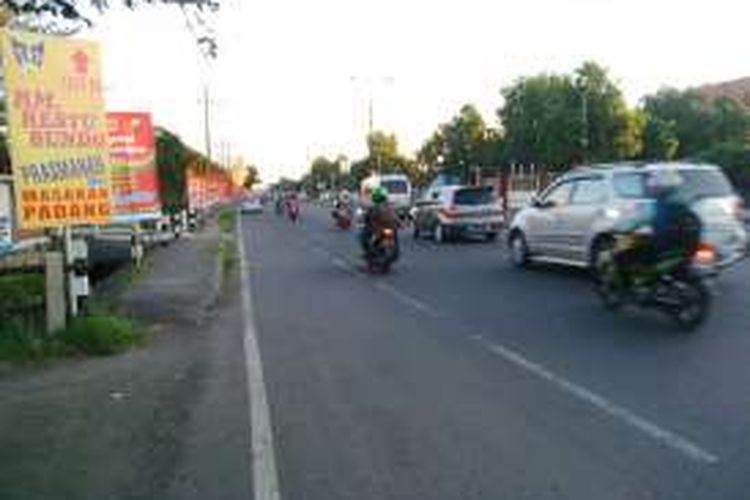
[694,242,717,265]
[382,228,395,238]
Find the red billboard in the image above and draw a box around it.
[107,112,162,222]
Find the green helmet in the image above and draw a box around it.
[371,186,388,204]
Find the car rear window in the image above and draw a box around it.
[453,187,494,205]
[613,169,734,201]
[382,180,408,194]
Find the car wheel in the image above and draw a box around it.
[590,237,615,280]
[509,231,530,268]
[486,232,498,243]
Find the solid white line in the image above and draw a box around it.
[472,335,719,465]
[237,215,283,500]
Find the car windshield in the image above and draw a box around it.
[453,187,494,205]
[614,169,734,201]
[381,180,408,194]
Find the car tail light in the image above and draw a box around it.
[694,242,717,266]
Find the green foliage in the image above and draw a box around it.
[694,142,750,194]
[641,89,750,159]
[499,62,641,169]
[0,321,66,362]
[217,208,236,234]
[0,314,145,362]
[155,129,191,214]
[218,237,237,274]
[0,273,45,325]
[500,73,582,168]
[57,315,146,356]
[642,115,679,160]
[418,104,492,181]
[243,165,261,189]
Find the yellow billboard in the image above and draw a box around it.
[1,29,113,229]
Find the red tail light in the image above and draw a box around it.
[694,242,717,265]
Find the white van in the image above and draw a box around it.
[359,174,413,217]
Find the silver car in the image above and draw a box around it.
[413,185,504,243]
[507,162,748,272]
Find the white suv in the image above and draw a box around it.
[508,162,748,272]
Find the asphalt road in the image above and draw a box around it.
[242,204,750,500]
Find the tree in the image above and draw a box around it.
[243,165,260,190]
[641,88,750,159]
[418,104,495,182]
[641,89,712,158]
[499,73,581,168]
[2,0,218,49]
[499,62,641,169]
[575,62,642,161]
[155,128,192,213]
[641,115,679,160]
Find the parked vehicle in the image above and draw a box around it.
[365,226,399,274]
[508,162,748,274]
[360,174,413,221]
[412,185,504,243]
[595,232,714,331]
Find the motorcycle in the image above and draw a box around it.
[287,200,300,223]
[365,227,399,274]
[332,206,352,230]
[594,233,714,331]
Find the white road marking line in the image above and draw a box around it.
[373,281,442,318]
[472,334,719,465]
[237,215,283,500]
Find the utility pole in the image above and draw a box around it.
[203,84,212,162]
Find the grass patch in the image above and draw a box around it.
[218,208,236,234]
[57,314,146,356]
[0,313,146,363]
[219,237,237,274]
[0,273,45,323]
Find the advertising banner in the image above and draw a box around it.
[1,29,113,229]
[107,112,161,222]
[0,181,12,252]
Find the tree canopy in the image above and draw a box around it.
[499,61,641,169]
[418,104,491,181]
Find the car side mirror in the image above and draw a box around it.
[533,196,554,209]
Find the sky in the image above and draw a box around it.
[89,0,750,183]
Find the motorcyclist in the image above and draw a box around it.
[334,190,351,211]
[613,169,701,286]
[285,191,300,220]
[361,186,399,255]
